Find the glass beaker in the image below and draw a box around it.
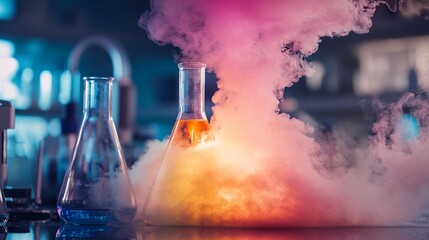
[143,62,213,226]
[57,77,136,225]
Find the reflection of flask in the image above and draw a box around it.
[56,224,137,239]
[57,77,136,224]
[144,62,213,226]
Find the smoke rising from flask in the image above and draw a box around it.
[130,0,429,226]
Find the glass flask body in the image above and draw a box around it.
[170,62,212,147]
[0,189,7,226]
[57,77,136,225]
[144,62,213,226]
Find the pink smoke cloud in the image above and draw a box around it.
[130,0,429,227]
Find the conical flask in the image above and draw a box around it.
[57,77,136,225]
[0,185,7,226]
[144,62,213,226]
[0,189,7,226]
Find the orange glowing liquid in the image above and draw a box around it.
[169,119,213,147]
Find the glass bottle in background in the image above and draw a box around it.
[40,103,78,206]
[144,62,213,226]
[0,100,13,225]
[56,102,78,194]
[57,77,136,225]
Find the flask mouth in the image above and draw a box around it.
[178,62,207,69]
[83,76,114,82]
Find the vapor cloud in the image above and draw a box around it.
[130,0,429,227]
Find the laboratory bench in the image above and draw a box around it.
[3,221,429,239]
[3,205,429,240]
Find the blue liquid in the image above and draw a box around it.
[58,207,135,225]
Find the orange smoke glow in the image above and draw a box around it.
[144,139,299,227]
[143,119,307,227]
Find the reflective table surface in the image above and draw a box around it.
[3,222,429,240]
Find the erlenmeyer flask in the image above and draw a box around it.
[144,62,213,226]
[0,190,7,226]
[57,77,136,225]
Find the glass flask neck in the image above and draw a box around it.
[178,62,207,120]
[83,77,113,118]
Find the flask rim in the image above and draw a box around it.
[82,76,114,82]
[178,62,206,69]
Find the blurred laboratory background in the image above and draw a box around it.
[0,0,428,207]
